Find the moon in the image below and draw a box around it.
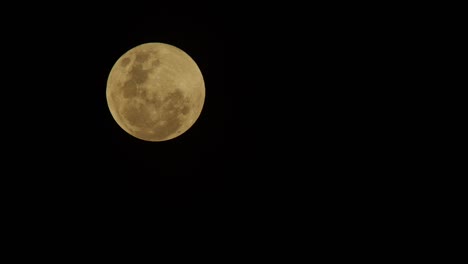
[106,42,205,141]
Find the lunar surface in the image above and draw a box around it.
[106,42,205,141]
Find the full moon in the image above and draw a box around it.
[106,42,205,141]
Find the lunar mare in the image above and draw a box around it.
[106,42,205,141]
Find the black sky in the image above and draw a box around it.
[82,6,234,208]
[2,3,263,210]
[0,2,435,235]
[4,3,399,211]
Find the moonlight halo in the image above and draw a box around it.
[106,42,205,142]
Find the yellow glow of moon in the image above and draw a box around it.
[106,42,205,141]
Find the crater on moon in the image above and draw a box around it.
[106,42,205,142]
[122,89,190,141]
[120,57,131,67]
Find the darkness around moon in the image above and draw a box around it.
[4,3,258,211]
[7,3,338,214]
[3,2,430,230]
[98,11,230,208]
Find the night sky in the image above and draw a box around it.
[4,3,264,210]
[84,6,235,208]
[3,3,425,227]
[6,3,347,211]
